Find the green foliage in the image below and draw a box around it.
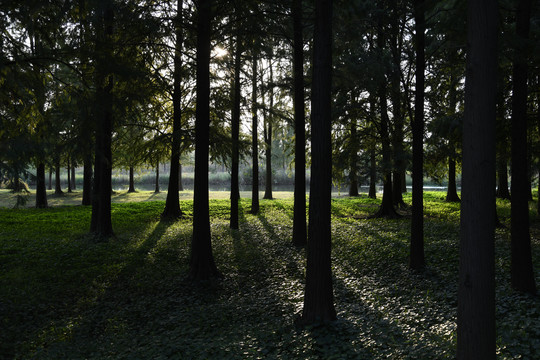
[0,193,539,359]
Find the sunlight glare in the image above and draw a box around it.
[213,46,228,58]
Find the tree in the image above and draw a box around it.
[250,50,260,214]
[189,0,220,280]
[457,0,498,357]
[163,0,184,219]
[510,0,536,295]
[292,0,307,247]
[301,0,336,325]
[410,0,425,271]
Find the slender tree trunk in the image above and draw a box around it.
[35,162,48,208]
[373,19,398,219]
[71,161,76,189]
[263,94,273,199]
[190,0,219,280]
[67,160,72,193]
[128,166,135,192]
[446,155,460,202]
[48,168,52,190]
[82,154,92,205]
[349,117,359,197]
[163,0,183,219]
[410,0,425,270]
[457,0,497,357]
[292,0,307,247]
[250,52,259,214]
[510,0,536,294]
[369,146,377,199]
[230,25,242,229]
[155,164,160,193]
[179,162,184,191]
[55,159,63,195]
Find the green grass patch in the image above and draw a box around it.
[1,193,539,359]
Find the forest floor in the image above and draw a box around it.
[0,191,539,359]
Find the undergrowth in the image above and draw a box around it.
[0,194,539,359]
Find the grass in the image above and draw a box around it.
[0,191,539,359]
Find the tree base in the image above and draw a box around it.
[370,205,401,219]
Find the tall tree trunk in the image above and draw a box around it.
[369,147,377,199]
[163,0,183,219]
[301,0,336,325]
[263,90,273,199]
[128,166,135,192]
[155,163,160,193]
[349,117,359,197]
[446,154,460,202]
[48,168,52,190]
[190,0,219,280]
[55,159,63,195]
[446,69,461,203]
[373,17,398,219]
[510,0,536,294]
[292,0,307,246]
[67,159,72,193]
[35,162,48,208]
[457,0,497,357]
[410,0,425,270]
[230,24,242,230]
[71,161,76,190]
[90,1,114,239]
[250,52,259,214]
[82,154,92,205]
[390,0,405,207]
[179,162,184,191]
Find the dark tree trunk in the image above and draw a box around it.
[410,0,425,270]
[373,19,398,219]
[263,101,273,199]
[35,162,48,208]
[446,155,460,202]
[82,154,92,205]
[292,0,307,247]
[390,0,405,207]
[48,168,52,190]
[496,152,510,198]
[55,160,63,195]
[349,118,359,197]
[510,0,536,295]
[301,0,336,325]
[163,0,183,219]
[67,161,72,193]
[155,164,160,193]
[90,1,114,239]
[71,161,76,190]
[189,0,219,280]
[457,0,497,357]
[369,147,377,199]
[250,52,259,214]
[230,24,242,230]
[179,162,184,191]
[128,166,135,192]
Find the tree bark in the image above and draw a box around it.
[189,0,219,280]
[457,0,497,357]
[67,160,72,193]
[301,0,336,325]
[292,0,307,246]
[82,154,92,205]
[250,52,259,214]
[90,0,114,239]
[510,0,536,294]
[263,92,273,199]
[446,155,460,202]
[155,163,160,193]
[369,146,377,199]
[128,166,135,192]
[163,0,184,219]
[48,168,52,190]
[55,159,63,195]
[409,0,425,270]
[71,161,76,190]
[349,117,359,197]
[35,162,48,208]
[230,23,242,230]
[446,69,460,203]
